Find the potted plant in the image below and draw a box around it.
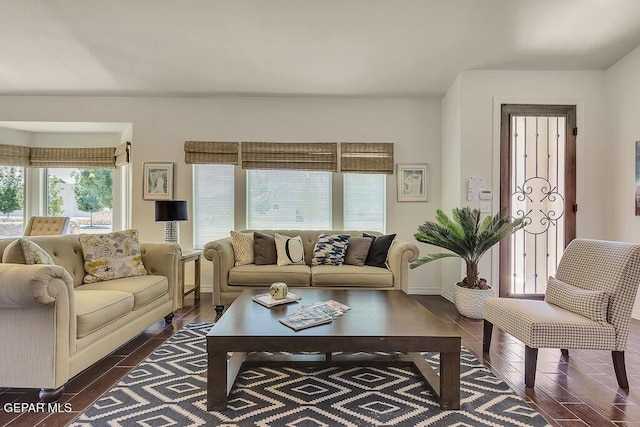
[410,207,526,318]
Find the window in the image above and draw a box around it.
[247,170,331,229]
[193,164,235,248]
[0,166,25,237]
[344,173,386,232]
[47,168,114,235]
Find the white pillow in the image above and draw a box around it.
[275,233,305,267]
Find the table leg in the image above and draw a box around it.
[207,350,227,410]
[179,259,186,309]
[439,351,460,410]
[194,256,201,302]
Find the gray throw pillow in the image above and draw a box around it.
[344,237,373,267]
[254,232,277,265]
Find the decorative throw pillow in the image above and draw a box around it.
[545,276,609,322]
[363,232,396,268]
[19,238,54,265]
[311,234,350,266]
[230,231,254,266]
[344,236,373,267]
[254,232,277,265]
[275,233,305,267]
[79,229,147,284]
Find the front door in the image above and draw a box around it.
[499,104,577,298]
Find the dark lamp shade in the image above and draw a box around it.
[155,200,188,221]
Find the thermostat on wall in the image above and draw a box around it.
[479,190,493,200]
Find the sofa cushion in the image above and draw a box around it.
[229,264,311,287]
[364,232,396,268]
[19,238,55,265]
[311,265,393,287]
[76,275,168,310]
[254,232,277,265]
[79,229,147,284]
[343,237,373,267]
[311,234,350,266]
[74,289,134,338]
[545,276,609,322]
[230,231,254,266]
[275,233,305,266]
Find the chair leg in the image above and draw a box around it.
[525,345,538,388]
[483,320,493,353]
[39,385,64,403]
[561,349,569,356]
[215,305,224,315]
[612,351,629,389]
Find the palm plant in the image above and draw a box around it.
[410,207,526,289]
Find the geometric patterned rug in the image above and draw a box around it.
[70,322,550,426]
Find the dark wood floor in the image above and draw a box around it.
[1,293,639,426]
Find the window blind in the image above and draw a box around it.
[114,141,131,166]
[242,142,338,171]
[0,144,31,167]
[30,147,117,168]
[340,142,394,174]
[184,141,239,165]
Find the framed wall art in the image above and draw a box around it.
[397,163,428,202]
[143,162,173,200]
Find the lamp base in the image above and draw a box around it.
[164,221,180,244]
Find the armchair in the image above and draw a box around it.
[24,216,70,235]
[483,238,640,389]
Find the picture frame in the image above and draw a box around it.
[397,163,428,202]
[143,162,173,200]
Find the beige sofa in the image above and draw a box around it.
[0,234,180,402]
[203,230,419,312]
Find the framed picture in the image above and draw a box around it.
[143,162,173,200]
[397,164,428,202]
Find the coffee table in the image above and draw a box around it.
[206,289,461,410]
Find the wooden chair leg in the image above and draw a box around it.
[525,345,538,388]
[483,320,493,353]
[612,351,629,389]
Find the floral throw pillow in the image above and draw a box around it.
[79,229,147,284]
[19,238,54,265]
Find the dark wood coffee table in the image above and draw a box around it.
[206,289,461,410]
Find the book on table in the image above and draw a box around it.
[301,300,351,319]
[279,307,334,331]
[252,292,301,308]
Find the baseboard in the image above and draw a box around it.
[407,284,445,296]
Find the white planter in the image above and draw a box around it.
[453,285,495,319]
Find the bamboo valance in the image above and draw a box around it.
[0,144,31,167]
[184,141,239,165]
[340,142,394,174]
[241,142,338,171]
[30,147,117,168]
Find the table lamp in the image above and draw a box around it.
[155,200,188,244]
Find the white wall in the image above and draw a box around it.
[605,44,640,318]
[0,95,442,293]
[440,70,609,301]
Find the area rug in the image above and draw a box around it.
[71,322,550,426]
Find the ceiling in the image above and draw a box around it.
[1,0,640,98]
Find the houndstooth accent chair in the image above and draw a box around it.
[483,238,640,389]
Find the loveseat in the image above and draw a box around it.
[0,234,180,402]
[203,230,419,312]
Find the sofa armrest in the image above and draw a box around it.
[140,242,181,311]
[0,263,75,388]
[204,237,235,306]
[387,239,420,293]
[0,264,74,307]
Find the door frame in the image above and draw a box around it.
[499,104,577,298]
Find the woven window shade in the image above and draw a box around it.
[340,142,394,174]
[184,141,239,164]
[0,144,31,167]
[242,142,338,171]
[30,147,116,168]
[114,141,131,166]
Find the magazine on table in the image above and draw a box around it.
[301,300,351,319]
[279,307,334,331]
[252,292,301,308]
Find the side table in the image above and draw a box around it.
[179,249,202,309]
